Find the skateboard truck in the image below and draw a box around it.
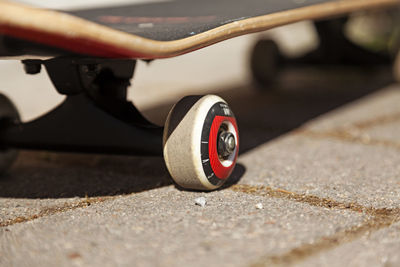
[0,57,240,190]
[2,57,163,156]
[291,18,393,66]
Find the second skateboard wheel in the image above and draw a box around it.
[163,95,239,190]
[0,94,20,174]
[250,38,282,88]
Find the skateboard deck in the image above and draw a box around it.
[0,0,398,59]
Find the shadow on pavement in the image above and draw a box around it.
[0,65,394,199]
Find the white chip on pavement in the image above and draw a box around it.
[255,203,263,209]
[195,197,207,207]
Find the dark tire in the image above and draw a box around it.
[0,94,20,174]
[250,38,282,88]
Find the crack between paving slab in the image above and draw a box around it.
[253,212,400,267]
[230,185,400,267]
[294,111,400,149]
[231,185,387,217]
[0,196,115,228]
[296,129,400,151]
[310,111,400,133]
[350,112,400,130]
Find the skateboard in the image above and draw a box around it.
[0,0,398,190]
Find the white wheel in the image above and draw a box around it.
[0,94,20,174]
[163,95,239,190]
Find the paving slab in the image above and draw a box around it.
[0,197,80,227]
[0,186,367,267]
[297,220,400,267]
[238,134,400,209]
[232,82,400,209]
[303,85,400,132]
[0,151,171,226]
[363,122,400,144]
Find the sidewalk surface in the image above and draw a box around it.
[1,2,400,265]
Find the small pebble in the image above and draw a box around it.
[195,197,207,207]
[255,203,263,209]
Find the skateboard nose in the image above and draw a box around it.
[217,131,236,160]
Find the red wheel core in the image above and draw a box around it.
[208,116,238,179]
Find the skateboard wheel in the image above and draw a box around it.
[250,38,281,88]
[163,95,239,190]
[0,94,20,174]
[394,51,400,83]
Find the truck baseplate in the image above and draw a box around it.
[0,57,163,156]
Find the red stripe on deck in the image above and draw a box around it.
[0,24,149,58]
